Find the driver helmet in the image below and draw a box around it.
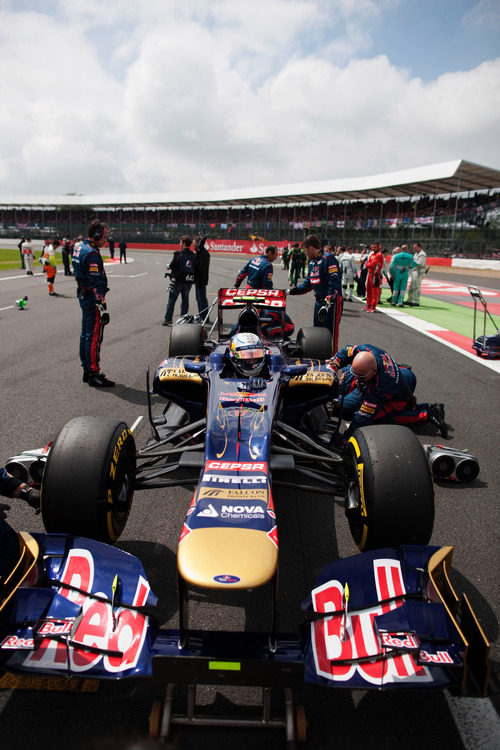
[229,332,265,377]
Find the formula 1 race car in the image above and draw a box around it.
[0,288,491,744]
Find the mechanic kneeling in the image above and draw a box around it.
[221,332,270,390]
[327,344,448,444]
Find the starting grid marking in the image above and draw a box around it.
[420,278,499,298]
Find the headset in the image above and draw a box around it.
[90,221,106,241]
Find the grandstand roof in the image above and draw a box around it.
[1,159,499,209]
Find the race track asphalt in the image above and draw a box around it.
[0,252,498,750]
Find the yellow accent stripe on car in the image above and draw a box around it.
[209,661,241,672]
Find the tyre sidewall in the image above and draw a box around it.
[42,416,136,543]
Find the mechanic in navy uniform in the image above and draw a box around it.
[163,235,196,325]
[72,219,114,388]
[234,245,278,289]
[288,234,343,352]
[327,344,447,440]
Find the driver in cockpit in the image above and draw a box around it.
[221,332,270,390]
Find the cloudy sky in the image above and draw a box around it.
[0,0,499,197]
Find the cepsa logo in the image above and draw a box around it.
[205,461,267,472]
[23,549,150,675]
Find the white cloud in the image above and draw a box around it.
[0,1,498,197]
[463,0,500,30]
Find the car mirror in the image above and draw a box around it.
[184,361,206,374]
[282,364,308,377]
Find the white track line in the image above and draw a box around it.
[370,302,500,374]
[445,693,500,750]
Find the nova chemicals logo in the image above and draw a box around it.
[213,574,240,584]
[197,503,219,517]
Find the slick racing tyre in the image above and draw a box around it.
[345,424,434,550]
[169,323,205,356]
[41,416,136,544]
[296,326,333,359]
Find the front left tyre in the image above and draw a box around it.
[41,416,136,544]
[344,424,434,550]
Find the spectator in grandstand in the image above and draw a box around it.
[406,242,428,306]
[22,237,34,275]
[108,235,115,260]
[17,237,26,270]
[119,238,127,263]
[163,236,196,325]
[288,234,343,352]
[234,245,278,289]
[194,235,211,323]
[364,243,384,312]
[339,246,357,301]
[73,219,114,387]
[390,245,415,306]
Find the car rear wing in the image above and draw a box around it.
[218,288,286,309]
[217,288,287,342]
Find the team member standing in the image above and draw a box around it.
[327,344,447,440]
[364,243,384,312]
[234,245,278,289]
[22,237,34,275]
[194,235,211,322]
[339,246,357,301]
[288,234,343,352]
[61,238,73,276]
[41,239,58,296]
[288,243,303,287]
[163,235,196,324]
[390,245,415,306]
[406,242,427,306]
[119,238,127,263]
[72,219,114,387]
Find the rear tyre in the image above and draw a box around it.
[169,323,205,356]
[345,424,434,550]
[296,326,333,359]
[41,416,136,543]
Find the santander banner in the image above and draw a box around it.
[126,239,291,255]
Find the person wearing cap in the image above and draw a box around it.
[327,344,447,440]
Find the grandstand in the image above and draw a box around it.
[1,159,499,256]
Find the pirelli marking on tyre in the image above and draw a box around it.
[348,436,368,549]
[109,428,133,481]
